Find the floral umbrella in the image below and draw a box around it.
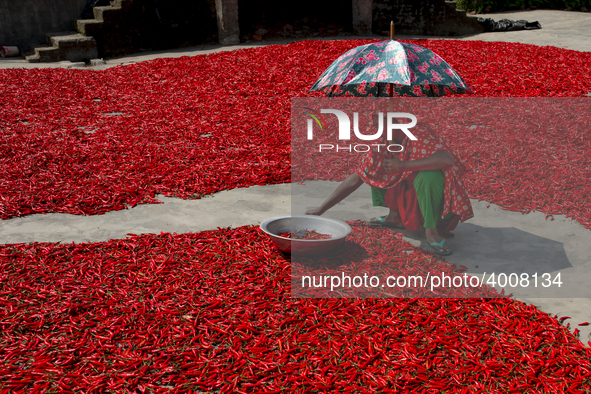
[309,39,473,97]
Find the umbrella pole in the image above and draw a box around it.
[390,21,394,40]
[388,82,394,154]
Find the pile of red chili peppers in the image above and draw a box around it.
[280,229,332,240]
[1,39,591,228]
[2,39,591,392]
[1,226,591,392]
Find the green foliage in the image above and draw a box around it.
[454,0,591,12]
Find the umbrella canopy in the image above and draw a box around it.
[310,40,473,97]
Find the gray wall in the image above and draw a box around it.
[0,0,87,49]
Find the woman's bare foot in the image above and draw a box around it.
[425,227,452,255]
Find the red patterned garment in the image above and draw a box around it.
[356,107,474,223]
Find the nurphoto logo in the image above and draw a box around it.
[305,109,418,153]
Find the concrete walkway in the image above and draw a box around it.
[1,10,590,342]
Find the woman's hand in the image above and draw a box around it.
[383,156,404,173]
[305,207,325,216]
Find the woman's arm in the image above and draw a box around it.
[383,150,454,173]
[305,172,364,216]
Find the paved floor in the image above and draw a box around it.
[1,10,590,342]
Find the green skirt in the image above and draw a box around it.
[371,170,453,229]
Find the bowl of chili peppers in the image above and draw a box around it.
[260,215,352,255]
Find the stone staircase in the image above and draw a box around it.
[77,0,132,36]
[26,0,132,63]
[26,32,98,63]
[77,0,136,58]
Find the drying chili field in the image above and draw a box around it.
[1,40,591,228]
[1,226,591,392]
[2,39,591,392]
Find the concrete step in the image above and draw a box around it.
[26,33,98,63]
[26,47,61,63]
[22,44,47,57]
[51,33,96,48]
[45,31,76,45]
[93,6,122,22]
[76,19,103,36]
